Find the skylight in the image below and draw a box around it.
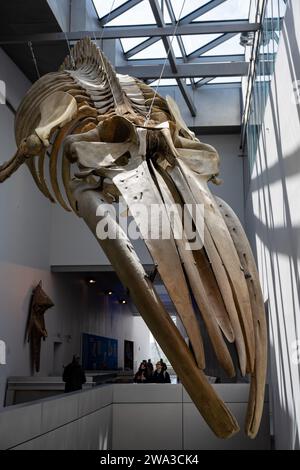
[93,0,251,87]
[93,0,129,20]
[202,35,245,56]
[121,37,150,54]
[98,0,157,26]
[194,0,251,22]
[172,0,209,20]
[123,37,183,59]
[182,34,221,55]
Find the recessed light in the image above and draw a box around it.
[104,290,113,296]
[88,279,96,284]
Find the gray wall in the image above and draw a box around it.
[245,0,300,450]
[205,134,244,225]
[0,47,57,408]
[159,84,241,129]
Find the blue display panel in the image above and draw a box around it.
[82,333,118,370]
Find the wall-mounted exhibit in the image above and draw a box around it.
[26,281,54,373]
[82,333,118,371]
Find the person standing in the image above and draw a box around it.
[152,361,171,383]
[63,355,86,393]
[147,359,154,378]
[134,362,150,383]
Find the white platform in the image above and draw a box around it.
[5,373,118,406]
[0,384,270,450]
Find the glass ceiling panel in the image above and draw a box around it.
[202,34,245,56]
[194,0,251,22]
[150,78,178,87]
[172,0,209,20]
[93,1,249,86]
[129,39,167,59]
[129,37,183,59]
[93,0,130,19]
[170,37,182,57]
[163,5,172,24]
[104,0,156,26]
[121,37,149,53]
[182,34,221,55]
[208,76,242,83]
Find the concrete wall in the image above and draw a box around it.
[0,384,270,450]
[245,0,300,450]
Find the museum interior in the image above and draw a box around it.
[0,0,299,451]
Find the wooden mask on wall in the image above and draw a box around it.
[26,281,54,372]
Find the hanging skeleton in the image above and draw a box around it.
[26,281,54,372]
[0,38,267,439]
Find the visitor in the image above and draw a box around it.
[152,361,171,383]
[134,362,150,383]
[147,359,154,377]
[159,358,167,370]
[63,355,86,393]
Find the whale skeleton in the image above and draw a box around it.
[0,38,267,439]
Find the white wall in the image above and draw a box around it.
[245,0,300,450]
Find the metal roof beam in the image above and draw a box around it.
[195,77,215,87]
[148,0,196,116]
[164,0,186,57]
[129,54,245,65]
[0,23,259,45]
[164,0,196,88]
[116,61,249,78]
[149,0,177,72]
[120,20,258,36]
[176,79,196,115]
